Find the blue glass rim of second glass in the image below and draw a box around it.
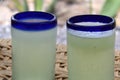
[11,11,57,31]
[67,14,115,32]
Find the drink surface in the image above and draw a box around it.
[21,19,48,22]
[67,31,115,80]
[12,27,56,80]
[75,22,105,26]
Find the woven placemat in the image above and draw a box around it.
[0,39,120,80]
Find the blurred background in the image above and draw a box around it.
[0,0,120,49]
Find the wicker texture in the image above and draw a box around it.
[0,39,120,80]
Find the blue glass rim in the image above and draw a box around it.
[11,11,57,31]
[67,14,115,32]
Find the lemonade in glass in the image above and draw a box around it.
[11,11,57,80]
[67,15,115,80]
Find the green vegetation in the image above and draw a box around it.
[34,0,43,11]
[13,0,29,11]
[13,0,120,17]
[101,0,120,17]
[13,0,56,13]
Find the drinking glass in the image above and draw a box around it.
[11,11,57,80]
[67,15,115,80]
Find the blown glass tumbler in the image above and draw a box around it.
[11,11,57,80]
[67,15,115,80]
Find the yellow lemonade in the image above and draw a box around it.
[12,27,56,80]
[67,31,115,80]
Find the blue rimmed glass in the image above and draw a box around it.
[11,11,57,80]
[67,15,115,32]
[11,11,57,31]
[67,15,115,80]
